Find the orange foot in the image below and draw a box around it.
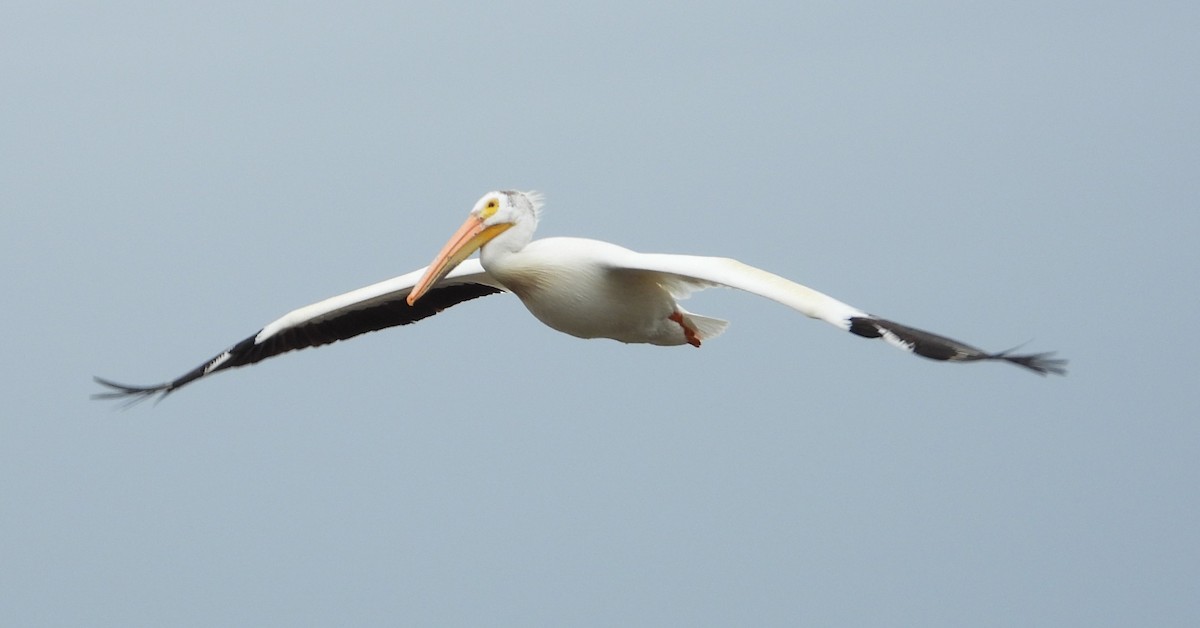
[668,311,702,348]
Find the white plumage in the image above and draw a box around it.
[95,190,1065,403]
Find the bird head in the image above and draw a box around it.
[407,190,542,305]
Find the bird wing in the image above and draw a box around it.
[94,260,507,403]
[607,252,1067,376]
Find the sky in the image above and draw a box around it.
[2,2,1197,626]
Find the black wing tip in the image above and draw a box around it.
[848,316,1068,376]
[991,351,1069,377]
[91,376,173,407]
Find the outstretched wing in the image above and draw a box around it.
[94,260,507,404]
[610,252,1067,376]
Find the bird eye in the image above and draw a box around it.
[480,198,500,219]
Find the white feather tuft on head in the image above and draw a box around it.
[496,189,545,219]
[519,190,544,217]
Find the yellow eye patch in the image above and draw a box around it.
[480,198,500,219]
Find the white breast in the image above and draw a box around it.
[483,237,690,345]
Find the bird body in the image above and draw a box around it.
[486,237,725,346]
[95,190,1065,404]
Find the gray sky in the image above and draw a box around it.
[3,2,1197,626]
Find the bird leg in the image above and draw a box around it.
[668,311,702,348]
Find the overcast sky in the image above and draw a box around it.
[2,2,1197,626]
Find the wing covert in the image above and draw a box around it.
[94,260,506,404]
[610,252,1066,375]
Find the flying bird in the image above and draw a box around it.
[94,190,1066,403]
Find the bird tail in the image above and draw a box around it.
[678,309,729,343]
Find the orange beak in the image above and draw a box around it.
[407,215,512,305]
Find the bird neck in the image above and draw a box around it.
[479,218,535,268]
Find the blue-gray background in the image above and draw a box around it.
[3,2,1196,626]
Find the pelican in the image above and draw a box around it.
[94,190,1066,403]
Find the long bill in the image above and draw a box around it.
[407,215,512,305]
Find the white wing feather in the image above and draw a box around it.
[609,253,869,331]
[609,251,1067,376]
[257,259,504,343]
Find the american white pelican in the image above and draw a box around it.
[94,190,1066,403]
